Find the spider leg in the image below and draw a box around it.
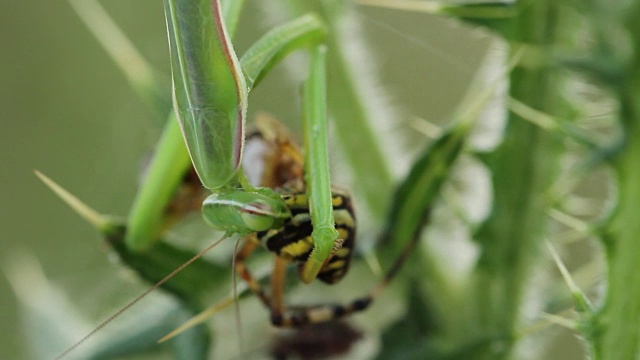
[234,238,271,307]
[236,213,425,328]
[270,225,423,327]
[232,239,292,325]
[270,257,288,322]
[233,237,295,321]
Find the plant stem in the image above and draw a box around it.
[470,1,562,357]
[593,5,640,352]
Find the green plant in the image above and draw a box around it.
[9,0,640,359]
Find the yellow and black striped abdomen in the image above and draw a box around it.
[255,190,356,284]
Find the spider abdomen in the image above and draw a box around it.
[255,191,356,284]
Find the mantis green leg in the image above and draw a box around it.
[300,46,339,283]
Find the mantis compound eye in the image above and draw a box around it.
[240,199,277,231]
[202,190,290,235]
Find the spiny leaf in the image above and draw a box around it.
[34,170,114,233]
[546,241,593,314]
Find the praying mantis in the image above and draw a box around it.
[144,0,339,283]
[45,1,364,358]
[26,0,473,359]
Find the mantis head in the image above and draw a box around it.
[202,188,291,235]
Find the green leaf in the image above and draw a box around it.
[88,303,209,360]
[381,121,470,258]
[376,281,438,360]
[107,224,229,307]
[440,1,515,37]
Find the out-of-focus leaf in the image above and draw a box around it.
[4,253,92,360]
[376,280,438,360]
[107,224,229,307]
[88,302,209,360]
[380,121,470,258]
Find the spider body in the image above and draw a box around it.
[254,190,356,285]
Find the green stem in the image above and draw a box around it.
[593,72,640,360]
[470,0,561,356]
[125,114,191,251]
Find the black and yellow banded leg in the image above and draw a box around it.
[270,226,422,327]
[235,225,422,328]
[234,244,302,325]
[234,239,295,318]
[270,256,288,323]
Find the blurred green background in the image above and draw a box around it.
[0,1,495,359]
